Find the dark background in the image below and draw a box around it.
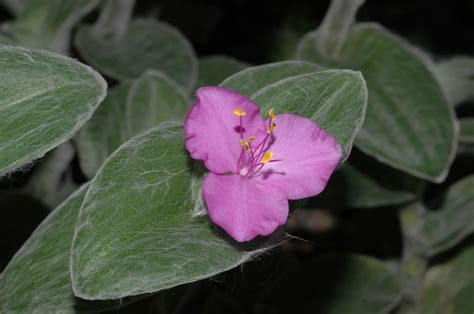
[0,0,473,312]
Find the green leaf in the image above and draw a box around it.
[459,118,474,144]
[195,55,249,89]
[76,82,130,179]
[221,60,324,96]
[260,254,401,314]
[126,70,190,137]
[297,23,458,182]
[1,0,100,53]
[434,56,474,106]
[340,24,457,182]
[0,45,106,177]
[71,123,261,300]
[75,18,198,91]
[314,160,415,209]
[0,184,121,312]
[421,175,474,256]
[421,241,474,314]
[76,70,191,179]
[252,70,367,160]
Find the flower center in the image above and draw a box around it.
[233,108,278,177]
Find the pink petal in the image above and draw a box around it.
[256,114,342,200]
[203,173,289,242]
[185,86,265,174]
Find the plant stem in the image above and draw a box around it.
[397,202,429,314]
[24,141,76,209]
[93,0,136,41]
[316,0,365,59]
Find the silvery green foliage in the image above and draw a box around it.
[420,175,474,256]
[71,123,262,299]
[1,0,100,53]
[76,70,190,179]
[297,24,458,183]
[76,83,131,179]
[126,70,190,137]
[75,18,198,92]
[0,184,121,312]
[0,45,106,177]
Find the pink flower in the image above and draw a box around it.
[185,87,342,242]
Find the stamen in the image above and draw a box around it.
[233,109,246,116]
[240,139,251,152]
[269,108,276,120]
[268,123,276,134]
[261,151,273,164]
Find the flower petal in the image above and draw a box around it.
[185,86,265,174]
[203,173,288,242]
[256,114,342,200]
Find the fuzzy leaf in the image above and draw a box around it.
[76,82,130,179]
[1,0,100,53]
[421,175,474,256]
[76,71,190,179]
[0,45,106,177]
[71,123,262,300]
[126,70,190,137]
[75,18,197,91]
[297,24,457,182]
[0,184,122,312]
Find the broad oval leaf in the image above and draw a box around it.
[421,241,474,314]
[126,70,190,137]
[421,175,474,256]
[340,24,457,182]
[75,18,198,91]
[259,254,401,314]
[0,184,121,312]
[76,82,131,179]
[195,55,248,89]
[297,24,458,182]
[221,60,324,96]
[251,70,367,160]
[1,0,100,53]
[71,123,259,300]
[0,45,106,177]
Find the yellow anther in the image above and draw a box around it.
[233,109,246,116]
[240,139,251,152]
[261,151,273,164]
[248,136,256,142]
[267,123,276,134]
[269,108,276,120]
